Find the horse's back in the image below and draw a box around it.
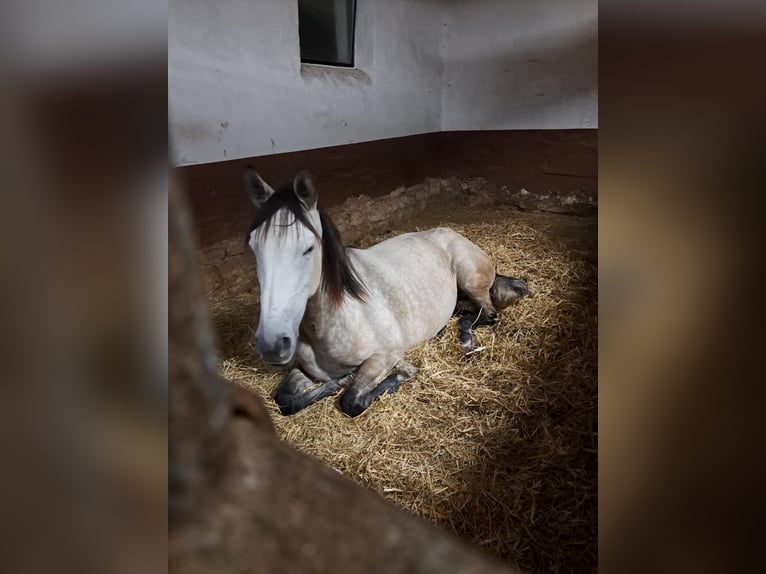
[348,230,459,347]
[361,227,494,283]
[355,229,457,295]
[354,225,496,314]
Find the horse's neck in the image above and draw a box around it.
[301,288,335,339]
[301,243,364,338]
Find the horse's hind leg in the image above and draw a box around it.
[450,242,498,354]
[450,236,498,314]
[490,274,529,310]
[339,353,416,418]
[275,368,344,416]
[450,237,529,352]
[455,275,528,316]
[457,276,528,353]
[450,231,529,310]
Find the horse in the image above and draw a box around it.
[244,168,529,417]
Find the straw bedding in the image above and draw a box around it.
[207,205,597,573]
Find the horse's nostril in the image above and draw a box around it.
[254,331,293,364]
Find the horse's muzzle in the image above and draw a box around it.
[255,333,294,365]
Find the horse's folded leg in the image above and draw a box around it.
[372,362,419,399]
[278,379,343,416]
[275,369,343,416]
[339,353,406,418]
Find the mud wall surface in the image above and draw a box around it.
[180,129,597,248]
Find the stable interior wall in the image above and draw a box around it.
[169,0,444,165]
[170,0,598,247]
[441,0,597,130]
[170,0,597,166]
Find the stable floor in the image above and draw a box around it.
[204,205,597,574]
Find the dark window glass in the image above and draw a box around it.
[298,0,356,67]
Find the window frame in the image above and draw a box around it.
[298,0,358,68]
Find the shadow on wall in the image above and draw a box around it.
[443,15,597,129]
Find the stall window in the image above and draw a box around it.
[298,0,356,67]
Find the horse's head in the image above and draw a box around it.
[245,169,322,365]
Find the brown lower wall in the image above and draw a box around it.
[178,129,597,247]
[438,130,597,196]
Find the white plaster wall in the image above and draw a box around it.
[169,0,598,166]
[441,0,598,131]
[169,0,443,165]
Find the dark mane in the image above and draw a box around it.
[246,187,367,307]
[317,210,367,306]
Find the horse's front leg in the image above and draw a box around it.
[339,353,418,418]
[457,308,498,353]
[274,368,344,416]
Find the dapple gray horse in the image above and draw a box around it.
[245,169,528,417]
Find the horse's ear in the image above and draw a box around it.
[244,167,275,208]
[293,170,317,209]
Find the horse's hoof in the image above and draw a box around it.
[397,362,419,379]
[459,332,477,353]
[277,400,302,416]
[275,388,303,416]
[339,391,368,418]
[491,275,530,309]
[510,278,529,298]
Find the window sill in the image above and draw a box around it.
[300,62,371,85]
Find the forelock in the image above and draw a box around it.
[246,187,319,245]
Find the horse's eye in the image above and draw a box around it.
[302,245,315,256]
